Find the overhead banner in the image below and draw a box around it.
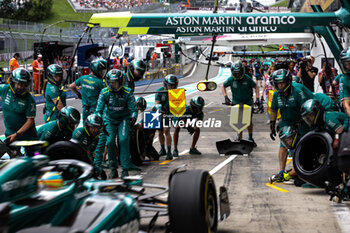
[88,11,346,35]
[168,89,186,117]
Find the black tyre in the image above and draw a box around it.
[43,141,90,164]
[293,131,342,187]
[130,126,146,166]
[168,170,218,233]
[336,133,350,173]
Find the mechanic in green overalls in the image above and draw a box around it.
[339,48,350,119]
[72,113,103,159]
[0,68,38,155]
[69,59,106,123]
[221,61,260,146]
[155,74,179,160]
[269,69,314,182]
[123,59,147,92]
[95,69,138,178]
[44,64,66,122]
[38,106,80,144]
[173,96,205,157]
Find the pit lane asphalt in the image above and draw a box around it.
[1,53,349,232]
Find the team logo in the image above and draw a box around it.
[143,110,162,129]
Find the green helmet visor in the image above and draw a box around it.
[302,111,319,127]
[66,119,79,132]
[98,68,107,79]
[281,135,297,149]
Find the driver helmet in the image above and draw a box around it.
[300,99,325,127]
[57,106,81,132]
[279,126,299,150]
[38,171,64,189]
[90,58,107,79]
[47,64,63,86]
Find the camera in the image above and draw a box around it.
[297,57,311,70]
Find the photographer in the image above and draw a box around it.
[297,56,318,92]
[318,62,337,94]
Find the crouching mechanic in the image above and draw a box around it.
[155,74,179,160]
[72,113,103,159]
[70,59,106,123]
[38,106,81,144]
[222,61,260,146]
[95,69,139,178]
[269,69,314,182]
[0,68,38,155]
[173,96,205,157]
[123,59,147,91]
[44,64,66,122]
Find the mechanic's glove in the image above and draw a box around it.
[76,92,82,99]
[270,120,276,141]
[224,96,232,105]
[130,117,136,127]
[187,126,195,135]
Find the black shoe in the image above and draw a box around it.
[294,176,306,187]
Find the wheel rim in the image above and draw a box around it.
[207,190,216,228]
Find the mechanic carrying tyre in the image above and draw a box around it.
[0,68,38,156]
[43,64,66,122]
[221,61,260,146]
[173,96,205,157]
[70,59,106,123]
[95,69,139,178]
[269,69,314,182]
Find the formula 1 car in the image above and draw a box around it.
[0,155,230,233]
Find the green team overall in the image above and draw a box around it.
[173,96,205,157]
[269,69,314,182]
[0,68,38,155]
[155,74,178,160]
[44,64,66,122]
[222,61,260,146]
[339,48,350,119]
[70,59,106,122]
[72,113,103,159]
[95,69,138,178]
[301,99,349,135]
[123,59,147,92]
[38,106,80,144]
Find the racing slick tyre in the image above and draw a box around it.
[168,170,218,233]
[43,141,90,164]
[293,131,342,188]
[130,126,146,166]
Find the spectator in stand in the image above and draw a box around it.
[32,54,44,94]
[9,53,20,72]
